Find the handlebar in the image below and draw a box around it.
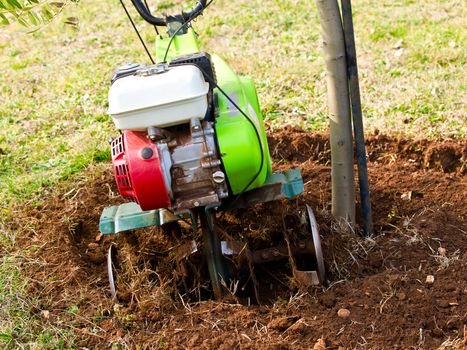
[130,0,207,26]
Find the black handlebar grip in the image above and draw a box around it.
[130,0,207,26]
[130,0,166,26]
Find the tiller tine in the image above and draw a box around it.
[284,204,325,288]
[107,205,325,302]
[220,240,261,304]
[220,204,326,301]
[305,204,326,285]
[175,240,199,263]
[107,244,118,300]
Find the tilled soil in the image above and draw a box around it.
[6,128,466,349]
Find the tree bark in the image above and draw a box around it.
[315,0,355,226]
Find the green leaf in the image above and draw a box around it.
[40,6,53,20]
[0,13,8,24]
[27,10,39,25]
[6,0,23,10]
[0,0,78,28]
[16,16,28,27]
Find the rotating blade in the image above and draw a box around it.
[200,209,230,299]
[107,244,117,300]
[306,204,326,284]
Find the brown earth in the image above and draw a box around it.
[6,128,467,349]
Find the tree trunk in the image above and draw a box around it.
[315,0,355,226]
[341,0,374,236]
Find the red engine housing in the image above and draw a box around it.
[111,130,171,211]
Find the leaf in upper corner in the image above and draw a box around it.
[64,16,79,27]
[0,13,9,25]
[6,0,23,10]
[27,10,40,25]
[50,2,65,8]
[40,6,54,21]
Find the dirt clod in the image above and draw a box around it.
[436,300,450,308]
[337,308,350,319]
[267,316,300,331]
[312,338,326,350]
[438,247,447,256]
[286,319,309,335]
[319,291,336,308]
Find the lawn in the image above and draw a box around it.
[0,0,465,347]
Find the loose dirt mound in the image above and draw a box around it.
[7,130,466,349]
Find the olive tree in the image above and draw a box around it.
[0,0,78,30]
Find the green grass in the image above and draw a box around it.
[0,0,465,208]
[0,0,465,347]
[0,220,76,349]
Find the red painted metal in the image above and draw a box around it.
[111,131,171,210]
[111,134,135,201]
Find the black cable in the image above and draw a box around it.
[119,0,155,64]
[143,0,160,35]
[213,83,265,201]
[162,0,214,63]
[162,21,187,63]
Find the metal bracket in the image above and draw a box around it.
[99,202,193,234]
[99,168,303,234]
[229,168,304,209]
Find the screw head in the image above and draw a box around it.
[141,147,153,159]
[212,171,225,184]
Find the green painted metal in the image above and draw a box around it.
[213,56,271,193]
[155,28,200,63]
[200,208,230,298]
[229,168,304,209]
[100,202,182,234]
[267,168,304,198]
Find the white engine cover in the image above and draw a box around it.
[108,65,209,130]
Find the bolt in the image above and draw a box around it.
[194,201,200,207]
[272,249,280,257]
[141,147,153,159]
[212,171,225,184]
[261,252,269,260]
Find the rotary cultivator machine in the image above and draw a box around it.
[100,0,325,303]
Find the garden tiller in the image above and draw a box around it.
[100,0,325,302]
